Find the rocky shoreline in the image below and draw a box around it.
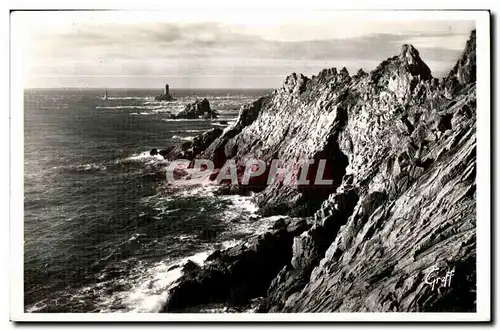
[156,30,477,313]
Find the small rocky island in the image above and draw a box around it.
[174,98,217,119]
[155,83,176,101]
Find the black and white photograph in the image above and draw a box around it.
[8,7,491,322]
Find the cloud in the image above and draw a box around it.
[28,22,468,60]
[22,21,474,88]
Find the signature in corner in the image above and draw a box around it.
[424,266,455,291]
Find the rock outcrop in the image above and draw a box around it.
[162,217,312,312]
[162,30,477,313]
[184,42,438,216]
[155,83,176,101]
[152,127,224,160]
[174,98,217,119]
[445,30,476,92]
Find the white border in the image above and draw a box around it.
[8,8,491,322]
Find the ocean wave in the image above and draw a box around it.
[95,237,241,313]
[177,129,206,133]
[25,301,49,313]
[171,135,195,141]
[129,112,157,116]
[128,233,145,242]
[119,151,167,165]
[161,118,208,122]
[96,105,146,110]
[222,194,259,215]
[211,122,230,127]
[104,96,152,101]
[52,162,108,173]
[96,105,170,111]
[96,251,209,312]
[38,184,261,313]
[53,152,167,175]
[151,108,175,113]
[77,163,107,172]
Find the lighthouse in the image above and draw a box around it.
[155,82,176,101]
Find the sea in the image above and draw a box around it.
[24,88,274,313]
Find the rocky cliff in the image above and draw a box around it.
[162,30,477,313]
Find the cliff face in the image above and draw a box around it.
[274,33,477,313]
[193,41,459,217]
[163,30,477,313]
[446,30,476,90]
[274,85,475,312]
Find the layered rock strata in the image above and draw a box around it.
[161,30,477,313]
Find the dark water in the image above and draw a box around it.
[24,88,273,312]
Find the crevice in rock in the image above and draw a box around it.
[296,133,349,216]
[437,114,453,133]
[262,189,359,311]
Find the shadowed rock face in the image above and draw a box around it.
[161,30,477,313]
[446,30,476,90]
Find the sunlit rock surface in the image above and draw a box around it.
[161,30,477,313]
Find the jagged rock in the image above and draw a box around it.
[174,98,217,119]
[446,30,476,90]
[282,106,476,311]
[274,31,477,313]
[161,217,312,312]
[167,264,180,271]
[182,260,201,274]
[149,148,158,156]
[354,69,368,79]
[158,146,175,158]
[168,42,446,217]
[370,44,432,102]
[339,67,350,78]
[161,30,477,313]
[157,128,223,160]
[283,73,310,95]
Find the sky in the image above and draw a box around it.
[13,11,475,89]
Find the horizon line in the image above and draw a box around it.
[23,87,278,90]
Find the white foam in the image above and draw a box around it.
[102,235,246,313]
[96,105,162,110]
[25,301,48,313]
[53,162,108,172]
[129,112,156,116]
[99,250,211,313]
[181,129,206,133]
[211,122,230,127]
[88,168,264,313]
[171,135,195,141]
[128,233,144,241]
[228,195,258,214]
[161,118,208,122]
[104,96,152,101]
[122,151,165,163]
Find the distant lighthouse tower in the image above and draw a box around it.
[155,82,176,101]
